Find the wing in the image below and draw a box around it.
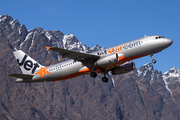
[46,47,100,68]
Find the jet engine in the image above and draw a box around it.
[111,61,135,75]
[94,53,119,67]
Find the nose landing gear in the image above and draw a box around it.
[152,59,156,64]
[150,54,156,63]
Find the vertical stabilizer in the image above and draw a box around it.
[13,50,44,74]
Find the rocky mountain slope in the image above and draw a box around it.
[0,15,180,120]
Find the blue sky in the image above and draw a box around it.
[1,0,180,73]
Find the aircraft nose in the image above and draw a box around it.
[166,39,173,46]
[162,38,173,48]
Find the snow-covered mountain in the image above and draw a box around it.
[135,63,180,85]
[162,66,180,104]
[1,14,180,120]
[136,63,180,104]
[163,66,180,82]
[136,63,163,84]
[0,15,104,54]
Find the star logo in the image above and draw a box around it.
[35,67,50,79]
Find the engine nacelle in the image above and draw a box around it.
[111,62,135,75]
[94,53,119,67]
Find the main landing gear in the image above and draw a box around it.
[90,70,108,83]
[102,75,108,83]
[150,54,156,64]
[90,71,97,78]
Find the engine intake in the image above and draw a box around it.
[94,53,118,67]
[111,62,135,75]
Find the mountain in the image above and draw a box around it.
[0,14,180,120]
[163,67,180,105]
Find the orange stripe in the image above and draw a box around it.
[52,67,104,81]
[79,68,91,73]
[52,68,91,81]
[118,56,125,61]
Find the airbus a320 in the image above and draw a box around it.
[9,35,173,83]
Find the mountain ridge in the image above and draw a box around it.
[0,15,104,53]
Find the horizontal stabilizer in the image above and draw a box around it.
[8,73,33,79]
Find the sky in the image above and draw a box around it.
[1,0,180,73]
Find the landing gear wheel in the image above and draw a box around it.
[150,54,156,64]
[152,59,156,64]
[90,72,97,78]
[102,77,108,83]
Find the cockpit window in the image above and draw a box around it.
[155,36,165,39]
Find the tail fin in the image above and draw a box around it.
[13,50,44,75]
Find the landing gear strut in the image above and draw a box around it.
[150,54,156,64]
[90,66,97,78]
[102,73,108,82]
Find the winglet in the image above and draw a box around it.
[45,46,51,51]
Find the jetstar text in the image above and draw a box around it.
[97,41,142,55]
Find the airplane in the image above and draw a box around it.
[9,35,173,83]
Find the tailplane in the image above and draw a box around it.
[9,73,33,79]
[8,73,34,83]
